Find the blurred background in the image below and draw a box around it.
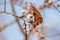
[0,0,60,40]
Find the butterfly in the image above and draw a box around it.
[30,3,43,25]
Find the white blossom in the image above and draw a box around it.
[21,7,33,22]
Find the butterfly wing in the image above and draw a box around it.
[31,3,43,24]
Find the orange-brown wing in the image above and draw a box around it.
[31,3,43,24]
[35,15,40,24]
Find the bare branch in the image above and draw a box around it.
[53,5,60,13]
[4,0,6,13]
[10,0,26,39]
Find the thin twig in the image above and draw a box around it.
[53,5,60,13]
[0,20,15,31]
[19,0,24,6]
[4,0,6,13]
[24,20,27,40]
[10,0,25,37]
